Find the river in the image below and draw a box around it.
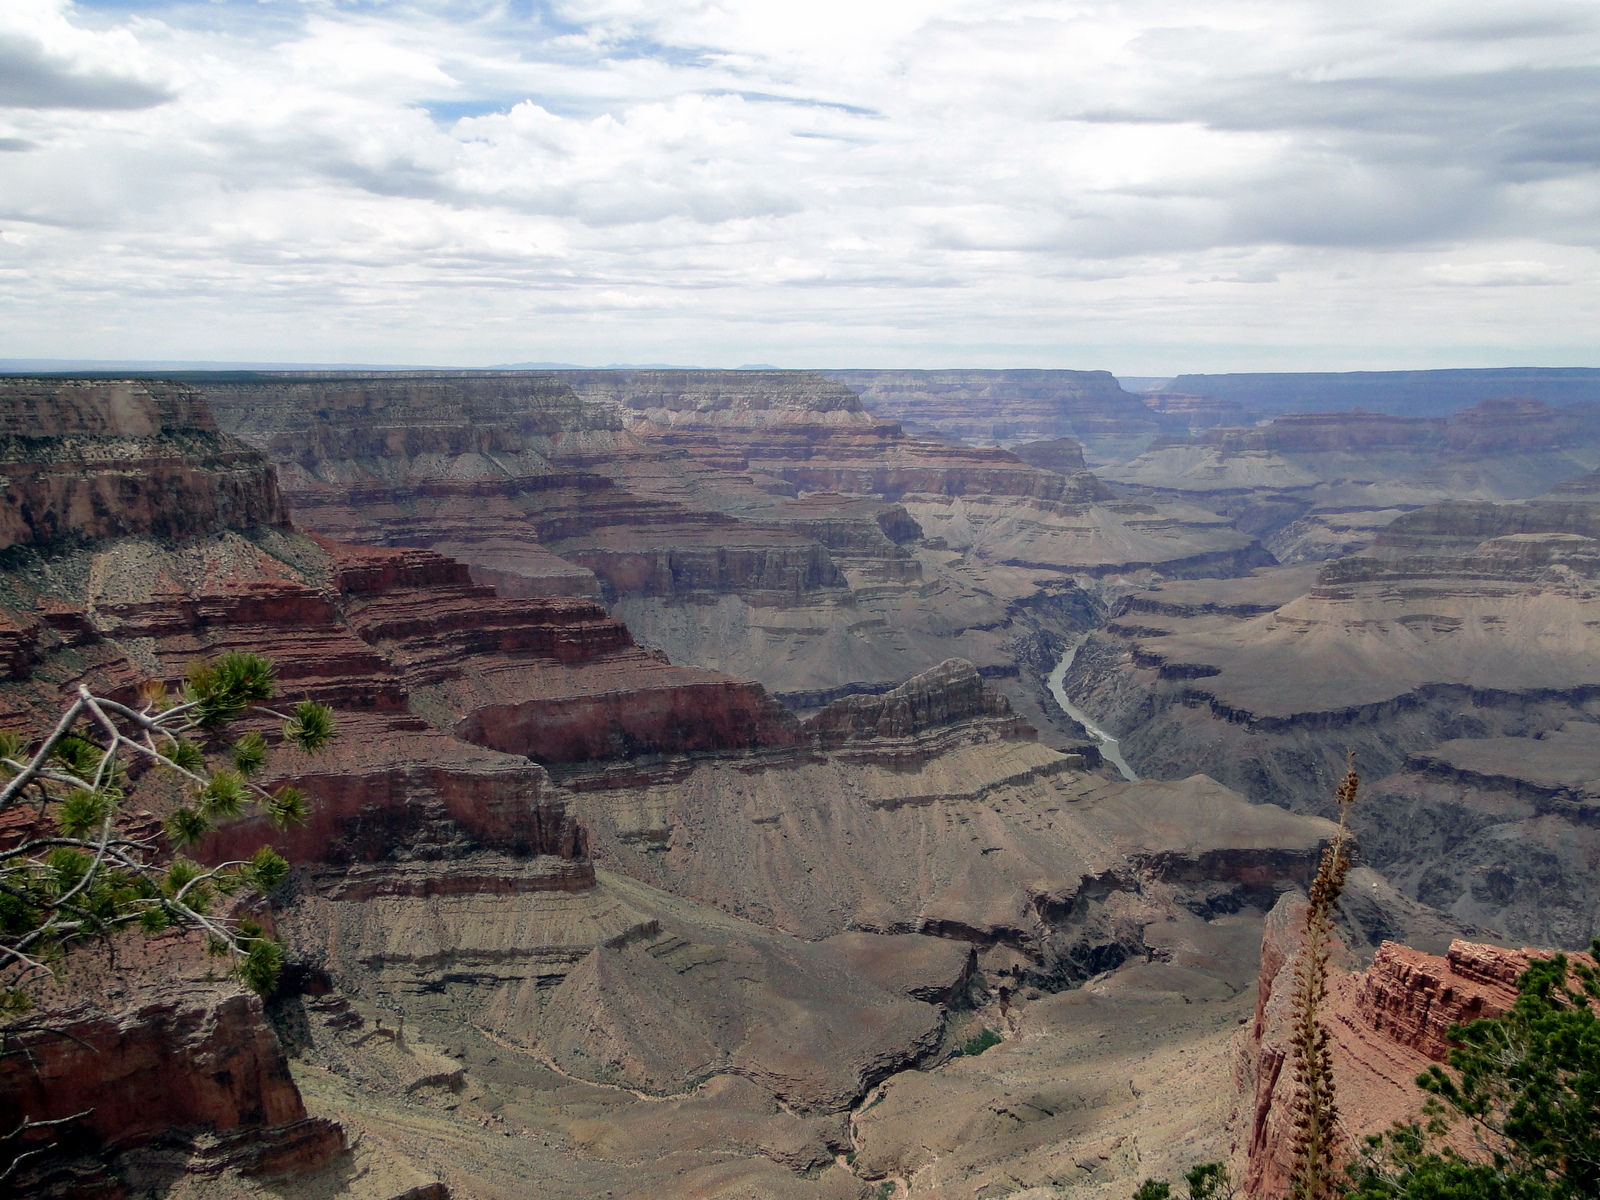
[1047,638,1138,782]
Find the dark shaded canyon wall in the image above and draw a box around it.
[0,937,344,1182]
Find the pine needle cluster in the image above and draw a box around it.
[0,653,334,1012]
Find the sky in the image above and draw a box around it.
[2,0,1599,372]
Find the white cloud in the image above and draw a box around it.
[0,0,1598,368]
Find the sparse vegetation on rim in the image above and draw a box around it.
[0,651,333,1014]
[1286,758,1360,1200]
[1344,942,1600,1200]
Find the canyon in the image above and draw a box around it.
[0,377,1353,1199]
[4,365,1595,1199]
[194,369,1265,753]
[1099,398,1600,563]
[1061,469,1600,950]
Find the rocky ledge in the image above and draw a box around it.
[0,378,288,547]
[0,934,354,1196]
[1240,899,1592,1199]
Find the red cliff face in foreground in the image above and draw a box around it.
[1239,898,1591,1199]
[0,935,347,1192]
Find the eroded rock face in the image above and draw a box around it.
[0,378,288,548]
[805,658,1021,745]
[1101,398,1600,563]
[821,368,1161,463]
[198,369,1272,757]
[573,708,1338,988]
[1357,725,1600,947]
[0,936,346,1193]
[1060,486,1600,884]
[1238,906,1591,1199]
[0,381,829,1192]
[0,376,1427,1198]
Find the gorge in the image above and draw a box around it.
[2,366,1593,1199]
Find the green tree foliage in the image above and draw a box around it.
[1346,941,1600,1200]
[1134,1161,1236,1200]
[951,1026,1003,1057]
[0,653,333,1012]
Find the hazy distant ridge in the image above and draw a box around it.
[1164,368,1600,417]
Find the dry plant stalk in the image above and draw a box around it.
[1286,758,1359,1200]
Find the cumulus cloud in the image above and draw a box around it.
[0,2,172,109]
[0,0,1598,368]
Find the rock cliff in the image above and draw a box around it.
[0,374,1431,1199]
[1100,398,1600,563]
[1238,905,1592,1199]
[0,377,288,547]
[571,660,1339,989]
[821,368,1162,463]
[198,369,1269,758]
[0,935,348,1194]
[1055,476,1600,950]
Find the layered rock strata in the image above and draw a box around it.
[1063,485,1600,795]
[199,370,1269,756]
[0,936,350,1194]
[1100,399,1600,562]
[570,660,1341,989]
[1055,475,1600,947]
[1160,366,1600,419]
[1358,724,1600,947]
[0,376,1463,1199]
[574,369,1267,737]
[0,380,849,1194]
[0,376,288,547]
[821,368,1163,463]
[1239,904,1593,1199]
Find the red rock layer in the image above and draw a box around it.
[1241,917,1597,1199]
[0,378,288,548]
[1351,941,1531,1061]
[314,537,803,762]
[0,935,344,1186]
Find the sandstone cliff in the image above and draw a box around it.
[0,375,1422,1199]
[197,369,1270,758]
[0,935,348,1194]
[0,377,287,547]
[1238,903,1592,1199]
